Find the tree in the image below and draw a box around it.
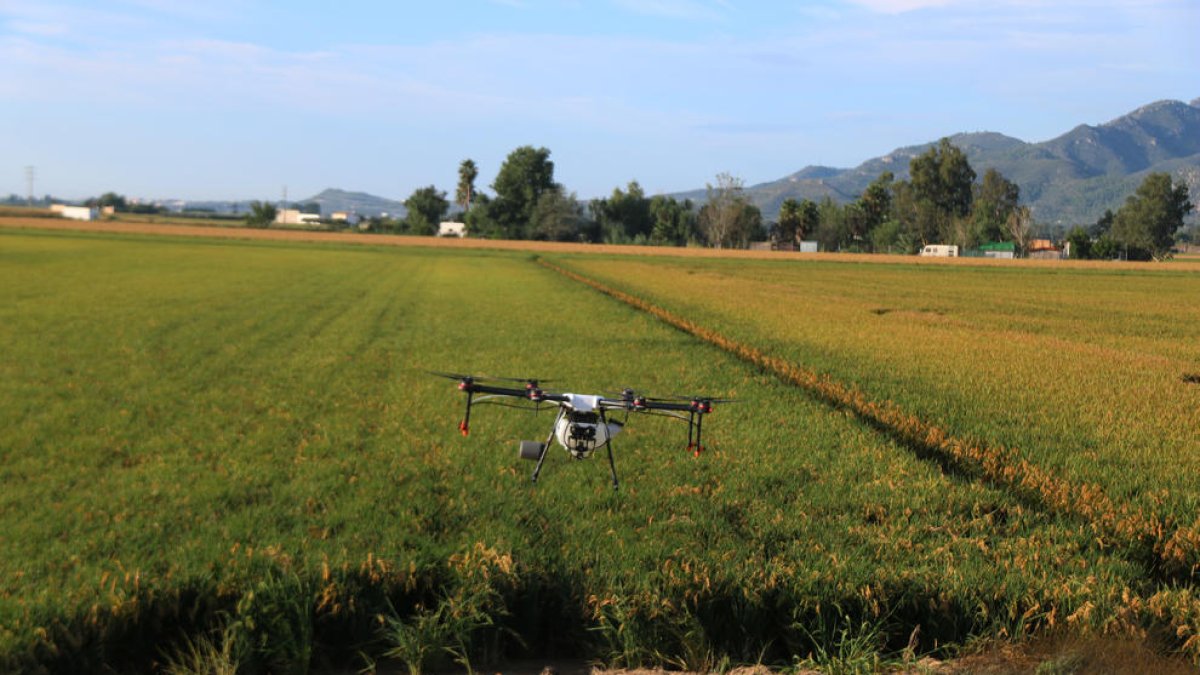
[777,198,802,245]
[869,218,908,253]
[858,172,894,235]
[909,138,976,243]
[1005,205,1033,256]
[814,196,848,251]
[491,146,557,239]
[843,202,870,247]
[795,198,819,242]
[1065,226,1093,259]
[404,185,449,236]
[455,159,478,214]
[245,200,276,228]
[592,181,653,243]
[464,193,499,238]
[529,187,587,242]
[1111,172,1193,261]
[648,196,698,246]
[973,168,1020,243]
[88,192,128,210]
[699,173,760,248]
[1090,209,1115,237]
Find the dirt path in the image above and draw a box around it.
[5,217,1199,272]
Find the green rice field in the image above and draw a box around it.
[1,227,1199,672]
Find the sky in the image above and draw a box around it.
[2,0,1197,203]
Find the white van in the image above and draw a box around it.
[919,244,959,257]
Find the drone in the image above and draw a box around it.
[431,372,732,489]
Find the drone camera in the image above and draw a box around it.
[569,423,597,443]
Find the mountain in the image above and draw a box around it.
[302,188,406,218]
[722,98,1200,225]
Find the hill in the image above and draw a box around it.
[302,188,406,218]
[721,99,1200,225]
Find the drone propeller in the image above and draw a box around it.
[491,375,555,386]
[663,395,738,404]
[429,370,485,383]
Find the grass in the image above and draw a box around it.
[0,229,1195,671]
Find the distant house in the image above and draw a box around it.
[51,204,98,221]
[330,211,361,225]
[438,221,466,237]
[1027,238,1062,260]
[275,209,321,226]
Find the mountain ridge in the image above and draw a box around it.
[302,188,406,218]
[712,97,1200,225]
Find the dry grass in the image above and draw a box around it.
[5,215,1200,272]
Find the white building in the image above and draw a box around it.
[438,221,466,237]
[51,204,99,221]
[275,209,321,225]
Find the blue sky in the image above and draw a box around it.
[2,0,1197,202]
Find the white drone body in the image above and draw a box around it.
[551,394,625,459]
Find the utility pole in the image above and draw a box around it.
[24,166,35,206]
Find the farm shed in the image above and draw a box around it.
[50,204,99,221]
[438,221,466,237]
[977,242,1015,259]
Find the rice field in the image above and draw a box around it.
[1,226,1198,672]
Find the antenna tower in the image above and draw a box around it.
[24,166,35,206]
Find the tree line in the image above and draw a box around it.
[59,140,1192,259]
[392,141,1190,259]
[379,146,761,247]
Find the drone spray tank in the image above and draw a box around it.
[519,393,624,461]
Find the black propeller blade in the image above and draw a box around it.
[492,375,555,385]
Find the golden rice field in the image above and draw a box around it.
[557,256,1200,568]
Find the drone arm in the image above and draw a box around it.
[466,383,569,404]
[467,383,531,397]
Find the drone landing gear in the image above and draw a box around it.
[529,409,563,484]
[600,409,619,491]
[686,410,705,457]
